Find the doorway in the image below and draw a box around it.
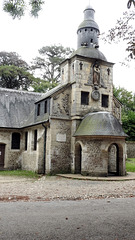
[0,144,5,169]
[108,144,119,176]
[75,143,82,174]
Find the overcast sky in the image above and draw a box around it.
[0,0,134,92]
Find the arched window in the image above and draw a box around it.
[11,133,20,149]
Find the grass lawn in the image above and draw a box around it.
[0,170,40,178]
[126,158,135,172]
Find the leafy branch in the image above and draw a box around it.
[3,0,45,19]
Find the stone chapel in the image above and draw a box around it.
[0,5,127,176]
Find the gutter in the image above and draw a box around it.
[42,123,47,175]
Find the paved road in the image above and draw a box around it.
[0,198,135,240]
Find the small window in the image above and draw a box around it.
[11,133,20,149]
[34,130,37,151]
[102,95,109,108]
[44,100,47,113]
[79,62,83,70]
[81,92,89,105]
[91,39,93,43]
[37,103,40,116]
[25,132,28,151]
[85,28,87,32]
[72,63,74,70]
[91,29,93,31]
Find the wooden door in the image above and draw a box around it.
[0,144,5,169]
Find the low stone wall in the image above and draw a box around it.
[126,141,135,158]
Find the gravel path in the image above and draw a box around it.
[0,175,135,202]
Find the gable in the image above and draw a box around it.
[0,88,43,128]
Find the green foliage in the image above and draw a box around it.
[113,86,135,140]
[3,0,25,19]
[122,110,135,140]
[32,78,57,92]
[3,0,45,19]
[29,0,44,17]
[0,169,39,178]
[113,86,135,111]
[0,51,41,90]
[0,51,29,69]
[31,44,74,92]
[126,158,135,172]
[0,65,35,90]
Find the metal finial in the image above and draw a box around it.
[88,0,92,7]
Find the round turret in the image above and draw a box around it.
[77,5,100,49]
[74,4,107,62]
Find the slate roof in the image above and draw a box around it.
[71,47,107,62]
[0,88,44,128]
[0,82,73,129]
[35,82,73,103]
[74,112,127,137]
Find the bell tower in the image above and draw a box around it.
[77,4,100,49]
[60,4,121,121]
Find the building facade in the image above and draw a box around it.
[0,5,127,176]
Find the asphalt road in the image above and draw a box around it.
[0,198,135,240]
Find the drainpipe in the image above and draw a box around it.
[42,124,47,175]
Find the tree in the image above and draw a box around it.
[0,65,36,90]
[32,78,57,92]
[122,110,135,140]
[101,2,135,62]
[3,0,135,19]
[113,86,135,140]
[3,0,45,19]
[0,51,38,90]
[113,86,135,111]
[127,0,135,8]
[0,51,29,69]
[31,44,74,88]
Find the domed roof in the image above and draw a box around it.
[84,4,94,11]
[74,112,127,137]
[71,47,107,62]
[77,4,99,32]
[77,19,99,32]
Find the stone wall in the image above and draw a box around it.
[49,119,71,174]
[74,137,126,176]
[79,138,107,176]
[22,125,45,173]
[108,144,117,173]
[69,57,114,117]
[0,129,23,169]
[126,141,135,158]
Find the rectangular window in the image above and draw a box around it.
[11,132,20,149]
[25,132,28,151]
[81,91,89,105]
[102,95,109,108]
[44,100,47,113]
[34,130,37,151]
[37,103,40,116]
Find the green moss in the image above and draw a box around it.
[126,158,135,172]
[0,170,40,178]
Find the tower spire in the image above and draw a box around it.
[77,5,99,49]
[73,5,107,61]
